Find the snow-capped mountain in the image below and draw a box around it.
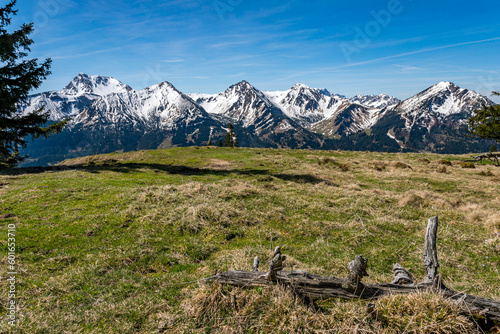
[19,75,497,167]
[395,81,491,120]
[21,76,226,166]
[190,81,280,128]
[310,103,388,136]
[74,81,214,131]
[191,81,326,148]
[61,73,132,98]
[355,81,496,153]
[261,84,399,136]
[263,84,347,127]
[19,73,133,120]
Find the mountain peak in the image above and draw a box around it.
[435,81,456,87]
[291,83,310,90]
[234,80,252,88]
[226,80,258,94]
[62,74,132,97]
[288,84,333,97]
[397,81,492,118]
[148,80,176,91]
[427,81,460,94]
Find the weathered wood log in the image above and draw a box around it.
[207,216,500,322]
[423,216,439,283]
[465,152,500,165]
[208,270,500,321]
[391,263,414,285]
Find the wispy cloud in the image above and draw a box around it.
[394,65,423,73]
[344,37,500,68]
[209,41,250,49]
[50,46,125,60]
[163,59,184,63]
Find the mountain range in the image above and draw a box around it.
[19,73,496,166]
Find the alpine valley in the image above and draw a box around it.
[19,74,496,166]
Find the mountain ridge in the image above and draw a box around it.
[18,74,497,166]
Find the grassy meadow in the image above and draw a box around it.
[0,146,499,333]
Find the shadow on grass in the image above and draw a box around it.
[0,163,327,185]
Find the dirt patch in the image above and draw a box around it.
[57,151,146,166]
[205,159,236,170]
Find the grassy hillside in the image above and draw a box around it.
[1,147,499,333]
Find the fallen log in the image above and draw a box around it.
[465,152,500,165]
[208,216,500,322]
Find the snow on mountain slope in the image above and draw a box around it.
[20,74,498,166]
[60,73,132,98]
[396,81,491,118]
[187,93,219,113]
[349,94,400,109]
[73,81,214,132]
[378,81,496,151]
[20,73,133,121]
[189,81,283,130]
[261,84,397,136]
[263,84,347,123]
[189,81,326,148]
[309,103,388,136]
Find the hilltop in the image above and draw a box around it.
[1,147,499,332]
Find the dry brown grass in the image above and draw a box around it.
[437,159,453,166]
[392,161,412,169]
[375,292,475,333]
[460,202,500,231]
[206,158,237,170]
[57,151,146,166]
[398,191,462,210]
[371,161,388,171]
[478,169,495,177]
[179,284,478,333]
[4,147,500,333]
[460,161,476,169]
[437,165,448,173]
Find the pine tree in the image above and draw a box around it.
[467,91,500,144]
[223,132,232,147]
[490,144,497,152]
[217,139,223,147]
[233,133,239,148]
[207,139,212,146]
[0,0,68,168]
[223,122,238,148]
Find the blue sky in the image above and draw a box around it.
[12,0,500,102]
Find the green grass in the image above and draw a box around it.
[1,147,499,333]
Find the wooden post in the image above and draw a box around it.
[423,216,439,282]
[346,255,368,292]
[266,246,286,281]
[252,256,259,272]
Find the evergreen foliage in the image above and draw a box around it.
[467,91,500,143]
[223,122,238,148]
[0,0,68,168]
